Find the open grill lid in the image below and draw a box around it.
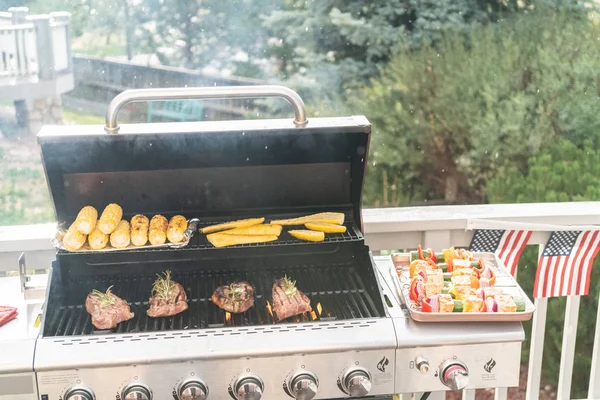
[37,86,371,230]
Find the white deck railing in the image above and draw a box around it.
[0,7,71,83]
[2,201,600,399]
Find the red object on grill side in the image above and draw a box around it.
[0,307,18,327]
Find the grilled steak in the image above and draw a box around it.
[272,277,312,321]
[212,281,255,313]
[147,270,188,317]
[85,287,134,330]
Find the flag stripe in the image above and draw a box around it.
[547,256,560,298]
[566,231,593,296]
[577,232,600,295]
[497,230,515,262]
[505,231,532,277]
[583,236,600,295]
[534,230,600,298]
[503,230,525,276]
[560,232,588,296]
[534,252,549,298]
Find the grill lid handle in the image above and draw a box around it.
[104,85,308,134]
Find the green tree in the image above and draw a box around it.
[352,8,600,207]
[135,0,284,77]
[488,140,600,398]
[262,0,574,104]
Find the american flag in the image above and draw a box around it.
[469,229,532,276]
[534,231,600,298]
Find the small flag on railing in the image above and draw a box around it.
[469,229,532,276]
[534,231,600,298]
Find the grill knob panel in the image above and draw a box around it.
[177,379,208,400]
[289,372,318,400]
[439,360,469,390]
[122,384,152,400]
[234,375,264,400]
[64,387,95,400]
[341,368,372,397]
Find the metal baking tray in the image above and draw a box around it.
[390,252,535,322]
[53,218,199,253]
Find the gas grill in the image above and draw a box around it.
[34,86,397,400]
[32,85,525,400]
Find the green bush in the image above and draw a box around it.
[489,140,600,398]
[352,8,600,207]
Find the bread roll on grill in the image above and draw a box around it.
[88,222,108,250]
[110,220,130,248]
[131,214,150,246]
[62,222,87,251]
[167,215,187,243]
[98,203,123,234]
[149,215,168,245]
[74,206,98,234]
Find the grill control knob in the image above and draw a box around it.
[341,368,372,397]
[177,379,208,400]
[64,387,95,400]
[122,384,152,400]
[234,375,264,400]
[289,372,318,400]
[415,356,430,374]
[439,360,469,390]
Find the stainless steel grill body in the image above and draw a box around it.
[375,257,524,394]
[0,293,41,400]
[32,86,525,399]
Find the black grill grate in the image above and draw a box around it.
[44,262,382,337]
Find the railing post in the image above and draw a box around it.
[9,7,30,127]
[8,6,28,24]
[588,293,600,397]
[29,14,54,80]
[526,245,549,400]
[49,11,72,72]
[557,295,580,399]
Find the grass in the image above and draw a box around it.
[0,107,105,226]
[0,139,55,226]
[63,109,105,125]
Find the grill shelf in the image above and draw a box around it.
[57,215,363,255]
[44,262,383,337]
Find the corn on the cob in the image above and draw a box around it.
[88,222,108,250]
[74,206,98,234]
[130,214,149,246]
[167,215,187,243]
[98,203,123,234]
[62,222,87,251]
[110,220,130,248]
[149,215,168,245]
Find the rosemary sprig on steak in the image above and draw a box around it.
[85,286,134,330]
[212,281,255,314]
[272,277,312,321]
[152,270,176,300]
[282,275,297,296]
[147,270,188,318]
[89,286,116,308]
